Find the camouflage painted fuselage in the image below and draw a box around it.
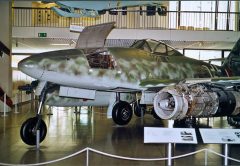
[19,40,225,92]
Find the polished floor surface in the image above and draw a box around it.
[0,103,240,166]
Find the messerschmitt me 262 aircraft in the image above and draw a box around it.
[19,22,240,145]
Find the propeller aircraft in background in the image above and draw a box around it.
[46,1,164,17]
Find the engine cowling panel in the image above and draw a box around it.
[153,82,240,120]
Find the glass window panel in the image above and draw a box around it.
[185,50,222,66]
[181,1,215,12]
[218,1,228,12]
[217,1,235,30]
[167,46,182,56]
[179,1,234,31]
[131,40,144,48]
[155,43,166,54]
[229,1,235,30]
[224,51,231,58]
[131,40,151,52]
[141,43,151,52]
[169,1,178,29]
[147,40,159,51]
[217,1,228,30]
[180,1,215,29]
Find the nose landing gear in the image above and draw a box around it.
[20,82,52,146]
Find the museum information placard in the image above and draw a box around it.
[200,129,240,144]
[144,127,197,144]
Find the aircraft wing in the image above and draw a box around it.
[75,22,115,50]
[51,1,163,17]
[55,1,162,11]
[51,7,98,17]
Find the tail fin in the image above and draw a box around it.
[222,38,240,76]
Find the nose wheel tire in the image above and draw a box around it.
[20,117,47,146]
[112,101,133,125]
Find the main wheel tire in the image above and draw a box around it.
[133,101,146,117]
[227,116,240,127]
[20,117,47,145]
[112,101,133,125]
[151,107,161,120]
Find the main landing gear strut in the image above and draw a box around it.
[112,92,133,125]
[20,82,51,145]
[133,100,146,117]
[111,92,147,125]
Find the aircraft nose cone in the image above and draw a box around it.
[18,56,44,79]
[18,49,86,80]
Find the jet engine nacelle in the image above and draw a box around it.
[153,82,240,120]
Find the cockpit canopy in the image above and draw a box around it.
[131,39,182,56]
[86,39,183,70]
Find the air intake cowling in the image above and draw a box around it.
[154,83,240,120]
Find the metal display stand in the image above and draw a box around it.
[224,144,228,166]
[144,120,198,166]
[36,130,40,150]
[168,120,174,166]
[199,128,240,166]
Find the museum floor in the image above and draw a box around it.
[0,103,239,166]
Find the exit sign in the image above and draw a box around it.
[38,33,47,37]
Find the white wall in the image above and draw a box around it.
[13,27,240,42]
[0,2,12,97]
[108,29,240,42]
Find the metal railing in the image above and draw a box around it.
[12,7,239,31]
[0,147,239,166]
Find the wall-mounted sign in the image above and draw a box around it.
[38,33,47,38]
[200,129,240,144]
[144,127,197,144]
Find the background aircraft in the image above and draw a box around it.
[48,1,164,17]
[18,22,240,145]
